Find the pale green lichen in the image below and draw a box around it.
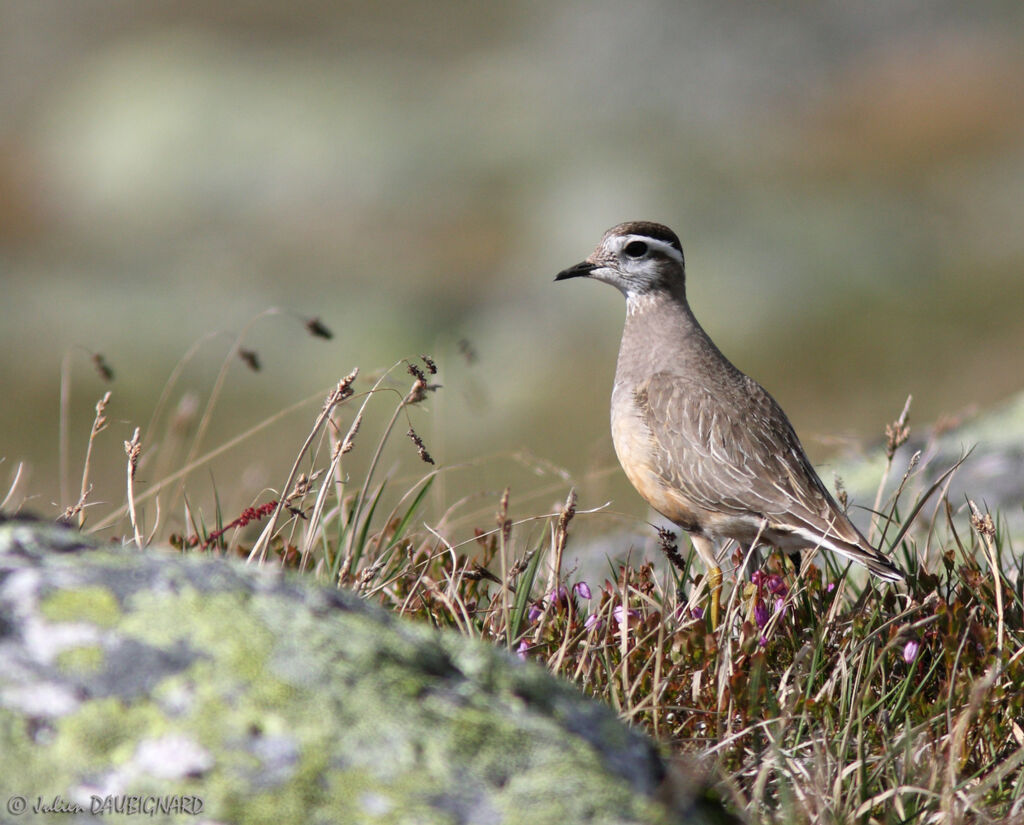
[55,645,105,674]
[40,587,122,627]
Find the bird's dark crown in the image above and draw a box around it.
[604,221,683,255]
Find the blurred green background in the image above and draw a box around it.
[1,1,1022,536]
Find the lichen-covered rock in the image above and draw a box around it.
[833,389,1024,544]
[0,516,729,825]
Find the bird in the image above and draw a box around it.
[555,221,905,627]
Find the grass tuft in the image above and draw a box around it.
[18,335,1024,823]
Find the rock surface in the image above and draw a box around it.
[833,389,1024,546]
[0,516,729,825]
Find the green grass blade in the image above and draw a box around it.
[384,476,435,552]
[509,545,543,643]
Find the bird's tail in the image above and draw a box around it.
[815,532,906,582]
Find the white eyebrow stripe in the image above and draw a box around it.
[621,234,684,266]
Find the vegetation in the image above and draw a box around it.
[7,329,1023,825]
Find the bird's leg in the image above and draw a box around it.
[708,565,722,629]
[691,535,721,629]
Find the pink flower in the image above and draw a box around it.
[573,581,592,600]
[516,640,530,660]
[903,640,920,664]
[613,604,640,629]
[584,613,604,633]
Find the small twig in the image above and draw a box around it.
[1,461,25,511]
[124,427,143,548]
[73,392,112,528]
[546,488,577,597]
[969,500,1004,660]
[497,487,512,647]
[59,351,72,509]
[870,395,911,542]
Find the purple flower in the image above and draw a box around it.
[573,581,592,600]
[767,574,788,597]
[527,603,542,623]
[903,640,920,664]
[753,599,769,628]
[774,597,787,619]
[584,613,604,633]
[750,570,766,587]
[547,586,568,606]
[759,636,768,647]
[516,640,530,660]
[613,604,640,629]
[690,606,705,621]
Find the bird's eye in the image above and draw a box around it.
[623,241,648,258]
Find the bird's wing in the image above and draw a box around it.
[636,371,862,544]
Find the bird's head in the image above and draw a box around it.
[555,221,686,300]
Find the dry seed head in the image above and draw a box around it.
[833,474,848,511]
[357,560,384,587]
[92,353,115,382]
[92,392,112,436]
[421,354,437,375]
[969,501,996,539]
[61,493,88,524]
[285,471,321,504]
[885,395,912,459]
[406,427,435,465]
[557,488,577,533]
[496,487,511,542]
[238,348,261,372]
[305,316,333,339]
[124,428,142,479]
[335,411,363,458]
[457,338,477,364]
[326,368,359,409]
[656,527,687,572]
[405,378,427,405]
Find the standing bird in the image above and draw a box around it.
[556,221,904,627]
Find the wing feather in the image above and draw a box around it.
[636,371,860,544]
